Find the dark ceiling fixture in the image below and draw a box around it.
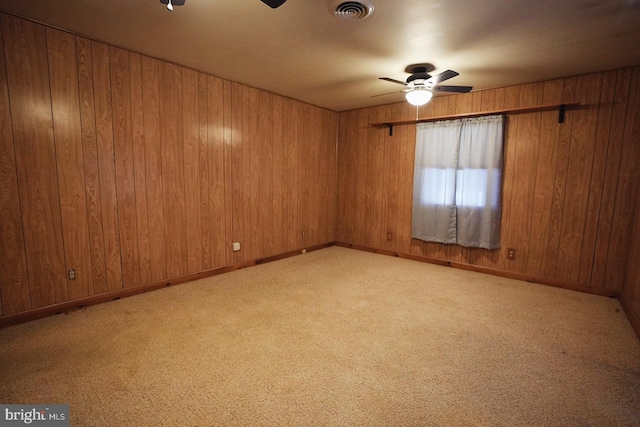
[159,0,287,11]
[260,0,287,8]
[376,64,473,106]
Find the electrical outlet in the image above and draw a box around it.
[232,242,240,252]
[302,230,306,237]
[387,232,393,241]
[68,269,76,280]
[507,248,516,260]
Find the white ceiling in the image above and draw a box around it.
[1,0,640,112]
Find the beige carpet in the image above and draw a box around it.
[1,247,639,426]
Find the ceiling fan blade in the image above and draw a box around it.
[379,77,407,86]
[426,70,459,85]
[260,0,287,8]
[372,90,407,98]
[433,85,473,93]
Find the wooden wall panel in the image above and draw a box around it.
[337,67,640,294]
[76,36,108,295]
[282,98,300,251]
[141,56,167,282]
[543,78,576,278]
[259,91,275,255]
[207,76,227,268]
[129,52,152,284]
[0,22,30,315]
[159,61,187,278]
[2,15,68,308]
[556,74,602,283]
[505,83,543,273]
[221,80,234,266]
[110,47,140,288]
[0,13,337,320]
[578,71,617,286]
[526,79,563,277]
[182,67,203,274]
[198,74,211,269]
[590,69,632,289]
[248,87,261,259]
[604,66,640,293]
[271,95,285,255]
[620,67,640,333]
[47,28,94,300]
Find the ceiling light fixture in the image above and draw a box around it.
[405,86,433,106]
[167,0,174,10]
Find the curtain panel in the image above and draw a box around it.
[411,114,504,249]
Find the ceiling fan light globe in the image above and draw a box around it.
[405,88,432,106]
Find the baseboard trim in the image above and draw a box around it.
[335,242,619,298]
[0,242,334,329]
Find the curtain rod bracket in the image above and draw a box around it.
[558,104,566,123]
[386,123,393,136]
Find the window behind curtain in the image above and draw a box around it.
[411,115,504,249]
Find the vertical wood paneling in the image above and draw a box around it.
[354,109,369,247]
[556,74,602,283]
[506,83,543,273]
[337,110,357,243]
[110,46,140,288]
[198,73,211,270]
[491,86,520,270]
[91,41,123,291]
[259,91,274,255]
[366,106,386,249]
[336,67,637,294]
[159,61,187,277]
[272,95,285,254]
[76,37,108,295]
[0,13,338,319]
[526,79,563,277]
[248,88,262,257]
[47,28,94,299]
[543,77,577,278]
[2,15,68,308]
[222,80,234,266]
[0,22,30,314]
[129,52,152,284]
[207,76,226,268]
[298,102,311,249]
[230,82,245,264]
[604,66,640,292]
[182,67,202,273]
[578,71,617,286]
[590,69,632,289]
[282,98,299,250]
[141,56,167,282]
[242,86,254,260]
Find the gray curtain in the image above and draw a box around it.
[412,115,504,249]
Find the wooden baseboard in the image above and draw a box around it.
[619,295,640,341]
[0,242,334,329]
[335,242,619,298]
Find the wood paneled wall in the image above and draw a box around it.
[337,67,640,294]
[0,14,337,318]
[621,71,640,336]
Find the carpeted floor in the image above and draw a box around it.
[1,247,639,426]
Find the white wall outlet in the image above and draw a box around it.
[232,242,240,252]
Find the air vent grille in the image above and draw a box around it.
[331,0,374,21]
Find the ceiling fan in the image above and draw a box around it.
[160,0,287,10]
[376,64,472,106]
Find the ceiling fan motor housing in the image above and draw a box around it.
[407,72,432,84]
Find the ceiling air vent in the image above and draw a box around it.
[331,0,374,21]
